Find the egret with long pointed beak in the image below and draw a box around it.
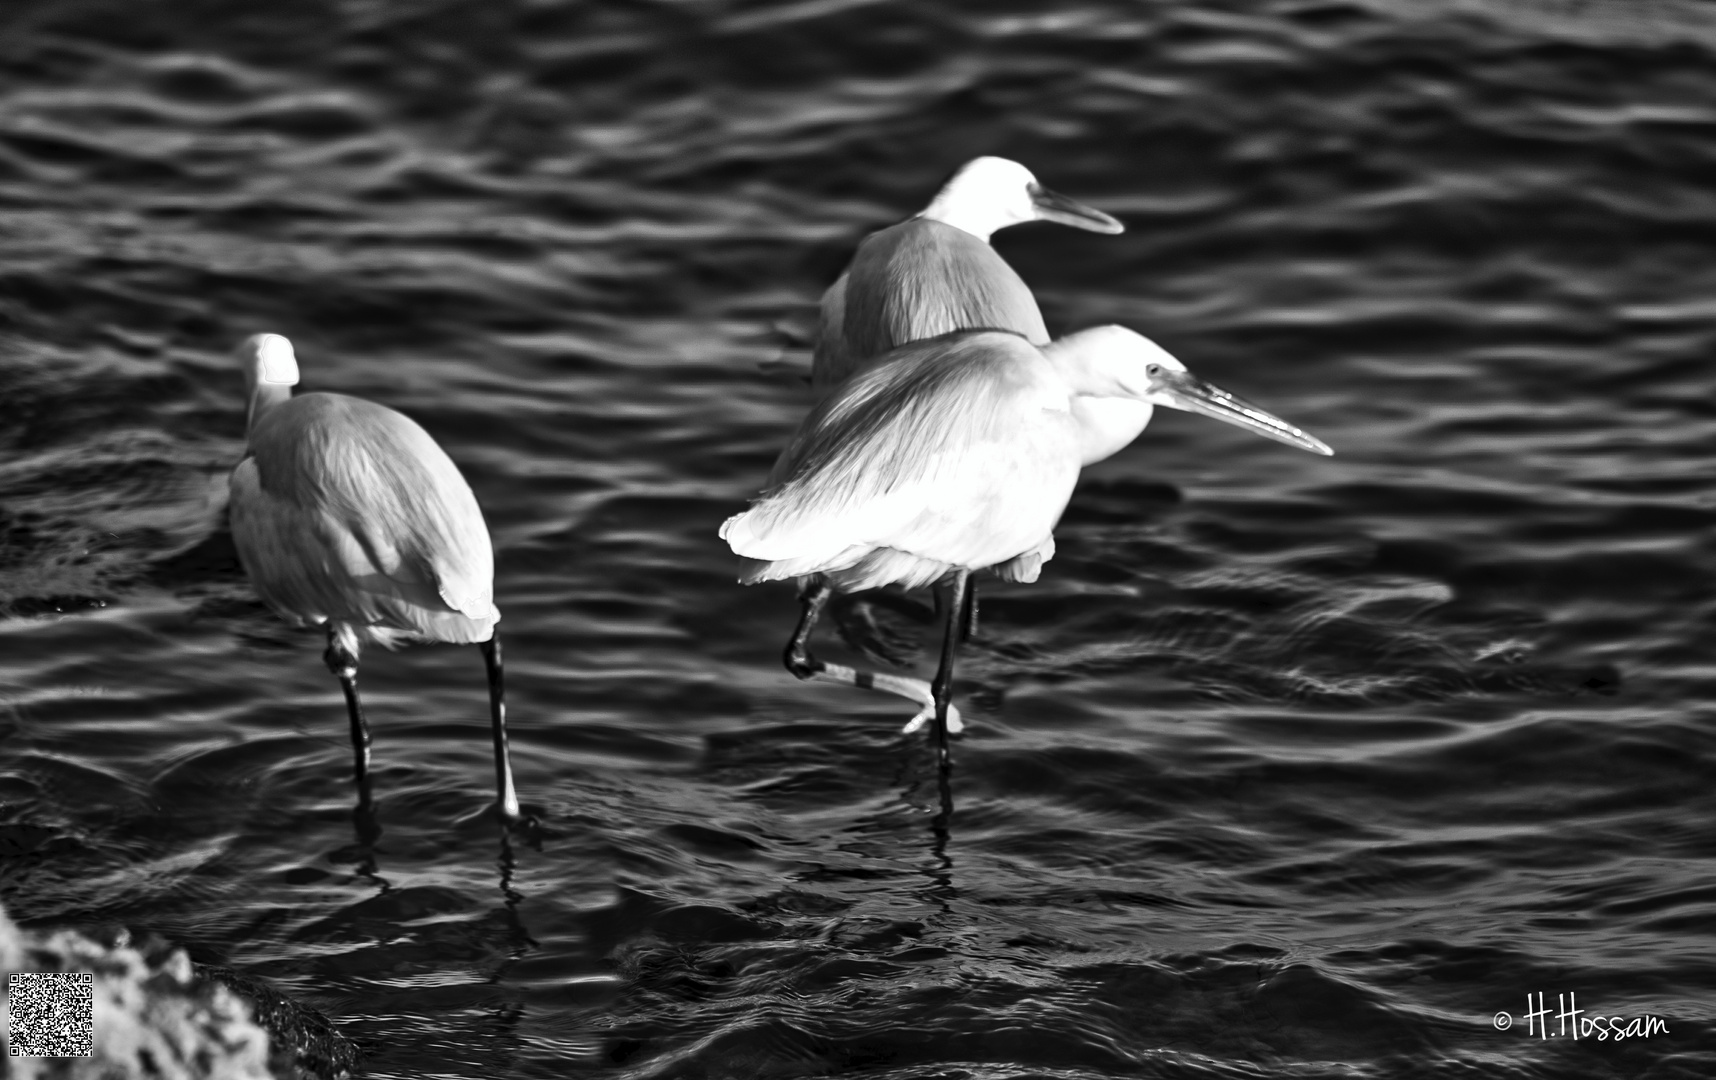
[724,326,1332,762]
[228,333,519,820]
[793,157,1127,718]
[814,155,1124,390]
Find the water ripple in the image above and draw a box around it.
[1,0,1714,1076]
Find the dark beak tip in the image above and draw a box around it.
[1286,433,1334,456]
[1032,186,1125,234]
[1072,207,1125,234]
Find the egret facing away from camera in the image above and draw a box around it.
[724,326,1332,763]
[227,333,519,820]
[794,157,1129,718]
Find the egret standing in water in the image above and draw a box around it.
[724,327,1332,763]
[228,334,519,820]
[794,157,1128,717]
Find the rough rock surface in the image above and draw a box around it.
[0,905,356,1080]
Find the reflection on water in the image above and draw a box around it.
[2,0,1715,1076]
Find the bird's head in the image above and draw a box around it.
[918,156,1124,241]
[238,333,301,436]
[1050,325,1333,456]
[238,333,301,394]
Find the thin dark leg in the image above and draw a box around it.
[324,628,370,783]
[960,578,979,642]
[784,576,832,679]
[339,786,383,888]
[929,762,955,883]
[781,576,964,732]
[351,781,380,881]
[482,633,520,822]
[930,570,970,770]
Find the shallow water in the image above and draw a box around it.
[2,0,1715,1076]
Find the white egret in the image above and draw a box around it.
[724,327,1332,761]
[794,158,1128,716]
[813,155,1124,390]
[227,334,519,820]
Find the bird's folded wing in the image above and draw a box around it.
[810,271,855,392]
[724,332,1077,573]
[231,458,341,626]
[244,399,497,628]
[845,222,1050,361]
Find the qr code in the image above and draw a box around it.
[8,972,94,1058]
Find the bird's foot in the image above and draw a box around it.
[502,807,546,849]
[901,703,964,736]
[798,660,965,734]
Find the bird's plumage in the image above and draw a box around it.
[228,332,517,820]
[231,392,497,647]
[726,331,1081,592]
[812,220,1048,391]
[730,323,1332,596]
[729,316,1329,750]
[808,160,1138,466]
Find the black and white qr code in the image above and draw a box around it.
[7,972,94,1058]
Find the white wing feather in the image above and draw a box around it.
[724,332,1081,589]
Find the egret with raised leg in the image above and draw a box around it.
[724,326,1332,764]
[795,157,1129,718]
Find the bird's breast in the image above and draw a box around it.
[1072,397,1155,466]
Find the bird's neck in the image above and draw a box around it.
[247,383,293,439]
[1042,332,1119,397]
[915,204,1000,243]
[1042,332,1157,463]
[1070,397,1154,466]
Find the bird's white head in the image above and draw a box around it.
[240,333,301,389]
[918,156,1125,242]
[238,333,301,437]
[1050,325,1333,456]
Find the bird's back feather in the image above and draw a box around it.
[230,392,497,646]
[810,270,855,392]
[811,219,1049,391]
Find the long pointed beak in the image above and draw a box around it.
[1156,370,1333,456]
[1028,183,1124,234]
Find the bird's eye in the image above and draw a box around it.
[1146,364,1163,377]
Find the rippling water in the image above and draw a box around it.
[3,0,1716,1076]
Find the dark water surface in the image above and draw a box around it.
[3,0,1716,1076]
